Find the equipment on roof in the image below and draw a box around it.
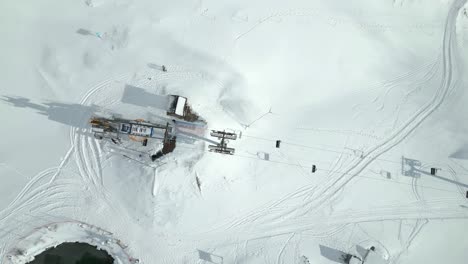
[167,95,187,118]
[90,116,174,146]
[276,140,281,148]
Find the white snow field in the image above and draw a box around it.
[1,0,468,263]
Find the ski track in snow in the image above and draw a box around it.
[1,167,58,219]
[447,162,468,197]
[235,7,442,41]
[0,73,132,261]
[388,61,441,130]
[375,59,441,129]
[71,72,130,186]
[217,198,467,243]
[299,224,349,240]
[0,63,229,262]
[347,56,440,129]
[1,1,467,262]
[216,54,441,236]
[204,0,468,244]
[391,218,428,264]
[71,72,137,231]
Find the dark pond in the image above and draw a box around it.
[28,242,114,264]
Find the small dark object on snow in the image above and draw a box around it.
[342,253,361,264]
[430,168,437,175]
[276,140,281,148]
[142,138,148,146]
[151,151,163,161]
[111,138,118,144]
[151,137,176,161]
[196,176,202,192]
[312,165,316,173]
[162,65,167,72]
[466,191,468,198]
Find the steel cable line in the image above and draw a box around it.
[239,133,468,176]
[171,143,466,195]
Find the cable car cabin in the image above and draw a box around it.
[167,95,187,119]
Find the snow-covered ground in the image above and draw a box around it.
[1,0,468,263]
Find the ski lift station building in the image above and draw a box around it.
[167,95,187,118]
[90,117,173,143]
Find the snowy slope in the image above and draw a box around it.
[1,0,468,263]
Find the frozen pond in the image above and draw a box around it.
[28,242,114,264]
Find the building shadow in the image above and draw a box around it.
[401,156,468,189]
[121,85,169,110]
[197,250,223,264]
[401,156,422,178]
[147,63,166,71]
[76,28,104,40]
[1,96,99,129]
[425,172,468,188]
[76,28,94,36]
[318,245,346,264]
[450,144,468,160]
[355,245,366,260]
